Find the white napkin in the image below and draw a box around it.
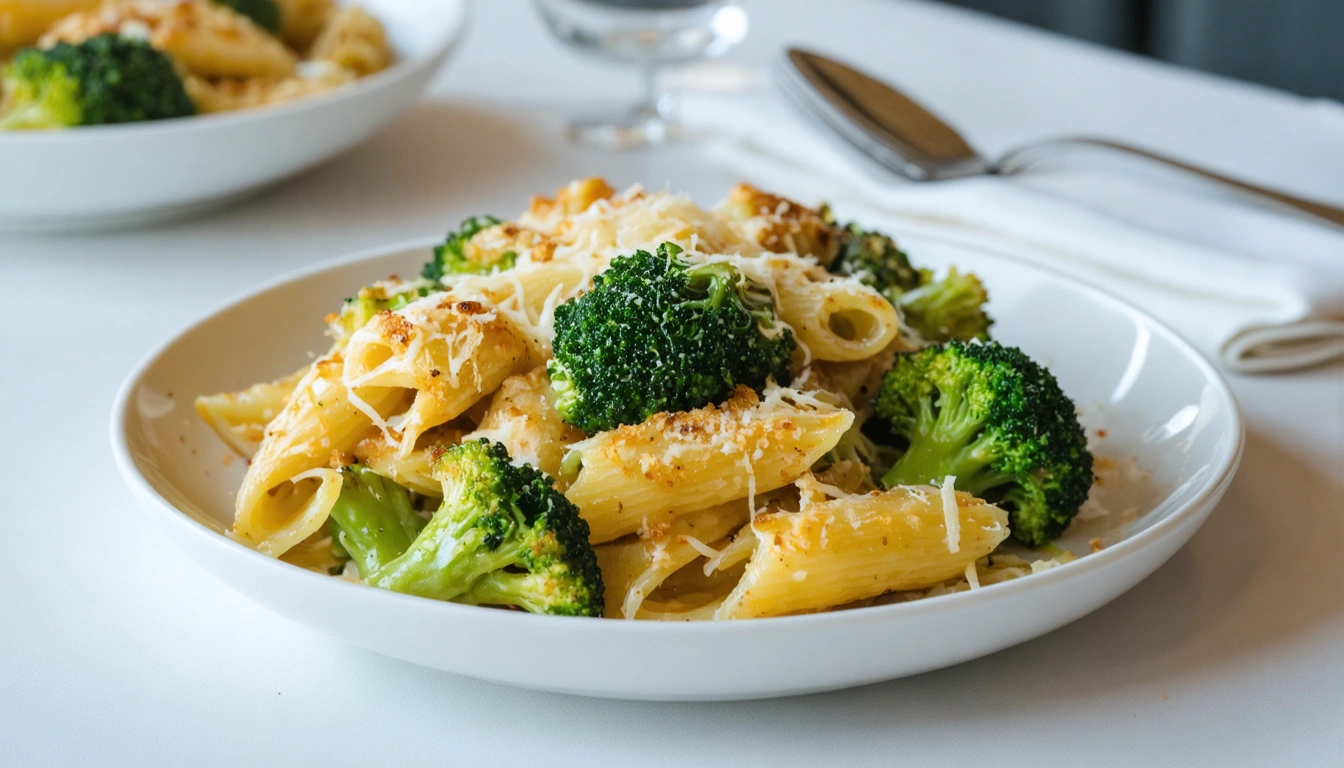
[675,84,1344,374]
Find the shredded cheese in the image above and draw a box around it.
[679,535,721,561]
[702,529,756,576]
[940,475,960,553]
[964,561,981,590]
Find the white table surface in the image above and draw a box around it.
[4,1,1342,765]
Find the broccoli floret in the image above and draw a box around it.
[828,221,992,343]
[213,0,282,33]
[0,35,194,130]
[874,341,1093,547]
[329,278,437,346]
[327,465,428,579]
[368,440,603,616]
[421,216,514,281]
[899,268,992,343]
[548,242,796,433]
[830,222,925,295]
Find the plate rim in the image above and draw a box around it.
[109,231,1245,634]
[0,0,469,145]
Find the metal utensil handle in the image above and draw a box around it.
[998,137,1344,228]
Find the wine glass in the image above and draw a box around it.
[534,0,749,149]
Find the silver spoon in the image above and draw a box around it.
[776,48,1344,229]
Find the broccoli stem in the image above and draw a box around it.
[684,262,737,311]
[368,522,522,600]
[685,260,775,331]
[328,466,427,579]
[879,385,1013,493]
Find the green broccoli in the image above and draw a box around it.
[421,216,514,281]
[830,222,925,296]
[327,465,428,579]
[213,0,282,33]
[874,340,1093,547]
[368,440,603,616]
[0,35,195,130]
[329,278,437,346]
[829,222,992,343]
[898,268,992,343]
[548,242,796,433]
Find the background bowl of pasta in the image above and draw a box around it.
[111,181,1242,700]
[0,0,466,232]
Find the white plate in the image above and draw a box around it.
[110,234,1243,701]
[0,0,466,233]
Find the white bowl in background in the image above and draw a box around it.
[0,0,467,232]
[111,233,1243,700]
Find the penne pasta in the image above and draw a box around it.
[715,183,839,265]
[274,0,336,52]
[462,367,584,481]
[233,354,410,556]
[279,528,345,574]
[565,385,853,544]
[309,5,392,77]
[341,295,531,457]
[353,424,463,497]
[0,0,99,49]
[774,265,901,362]
[42,0,299,79]
[715,483,1009,619]
[195,364,310,458]
[184,65,356,113]
[449,253,610,359]
[594,501,750,619]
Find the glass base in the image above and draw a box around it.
[567,106,682,150]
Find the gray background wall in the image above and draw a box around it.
[937,0,1344,100]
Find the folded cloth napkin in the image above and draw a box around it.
[675,83,1344,374]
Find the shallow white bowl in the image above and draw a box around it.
[0,0,466,232]
[111,234,1243,700]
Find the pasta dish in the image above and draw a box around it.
[0,0,393,129]
[196,179,1096,620]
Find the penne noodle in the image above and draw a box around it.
[342,295,531,457]
[233,354,410,556]
[594,501,750,619]
[353,424,463,497]
[274,0,335,52]
[41,0,299,79]
[774,268,900,362]
[715,484,1009,619]
[195,364,310,458]
[565,385,853,544]
[232,467,344,560]
[279,528,344,574]
[309,5,392,77]
[0,0,99,48]
[448,253,610,358]
[715,183,839,265]
[462,367,584,481]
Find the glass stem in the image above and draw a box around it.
[640,65,673,121]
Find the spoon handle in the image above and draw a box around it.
[998,137,1344,229]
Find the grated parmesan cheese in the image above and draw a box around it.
[940,475,960,553]
[679,535,721,561]
[964,561,980,589]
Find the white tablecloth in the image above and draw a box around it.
[4,1,1342,765]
